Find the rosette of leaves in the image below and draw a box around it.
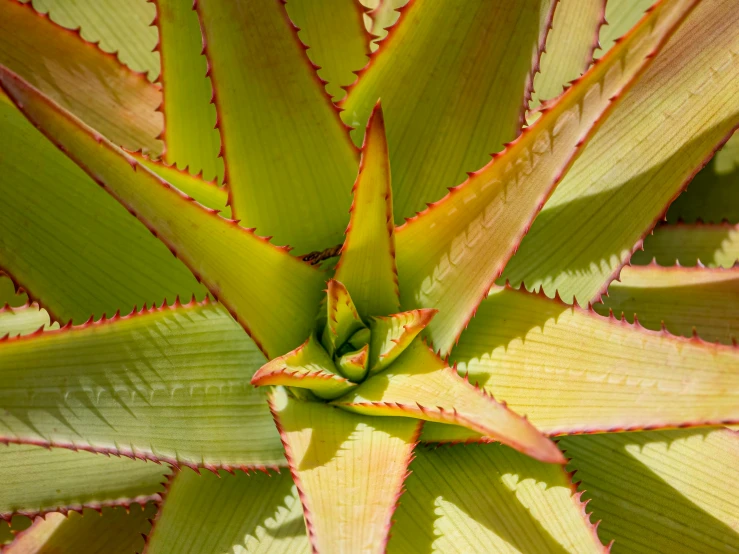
[0,0,737,552]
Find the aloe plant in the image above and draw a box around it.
[0,0,737,551]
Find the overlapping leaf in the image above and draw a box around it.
[632,222,739,268]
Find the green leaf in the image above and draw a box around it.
[527,0,606,116]
[0,300,285,469]
[152,0,224,181]
[595,264,739,344]
[0,70,325,358]
[0,0,161,153]
[1,517,32,547]
[20,0,160,79]
[324,279,367,356]
[361,0,407,51]
[284,0,370,101]
[341,0,554,222]
[424,285,739,441]
[367,309,436,375]
[0,304,58,338]
[0,92,206,324]
[251,334,356,400]
[334,340,565,464]
[632,222,739,268]
[195,0,359,254]
[0,443,168,520]
[396,0,696,355]
[334,103,399,317]
[501,0,739,305]
[145,469,309,553]
[388,443,605,553]
[595,0,655,57]
[559,429,739,552]
[0,276,27,308]
[4,504,156,554]
[271,395,420,553]
[337,343,369,382]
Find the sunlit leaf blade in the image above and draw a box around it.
[284,0,370,101]
[595,265,739,344]
[666,133,739,224]
[436,285,739,438]
[145,469,309,554]
[19,0,160,79]
[396,0,696,355]
[334,104,399,317]
[341,0,554,222]
[334,340,564,464]
[528,0,606,115]
[337,344,369,383]
[502,0,739,305]
[0,443,167,520]
[361,0,406,51]
[0,0,161,153]
[325,279,367,355]
[152,0,223,181]
[0,304,58,337]
[596,0,654,57]
[132,152,230,216]
[4,504,155,554]
[560,429,739,552]
[0,91,205,323]
[632,222,739,268]
[195,0,358,254]
[271,395,420,553]
[367,309,436,375]
[388,443,605,553]
[0,70,325,358]
[0,300,285,469]
[252,334,356,400]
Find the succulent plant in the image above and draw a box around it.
[0,0,737,552]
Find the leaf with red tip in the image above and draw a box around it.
[284,0,371,101]
[560,428,739,552]
[4,504,155,554]
[432,285,739,439]
[341,0,554,222]
[595,265,739,344]
[0,0,161,153]
[389,443,606,553]
[0,443,168,521]
[527,0,606,118]
[324,279,367,355]
[0,69,325,358]
[334,103,399,318]
[633,222,739,268]
[271,395,420,554]
[152,0,223,181]
[145,469,309,553]
[0,300,285,469]
[396,0,697,355]
[195,0,358,254]
[252,334,356,400]
[333,340,565,464]
[367,308,436,375]
[337,343,369,382]
[0,304,58,338]
[502,0,739,306]
[0,91,206,324]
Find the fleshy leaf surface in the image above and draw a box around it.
[0,276,28,308]
[423,285,739,440]
[0,304,58,337]
[271,395,420,554]
[196,0,358,253]
[560,429,739,552]
[632,222,739,268]
[333,340,565,464]
[146,469,309,554]
[324,279,367,356]
[153,0,223,181]
[337,343,370,383]
[396,0,697,354]
[0,300,285,469]
[251,334,356,400]
[0,443,168,520]
[0,69,325,357]
[0,0,162,153]
[502,0,739,304]
[596,0,655,56]
[388,443,605,553]
[595,265,739,343]
[342,0,554,222]
[367,309,436,375]
[334,104,399,317]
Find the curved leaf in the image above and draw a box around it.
[367,309,436,375]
